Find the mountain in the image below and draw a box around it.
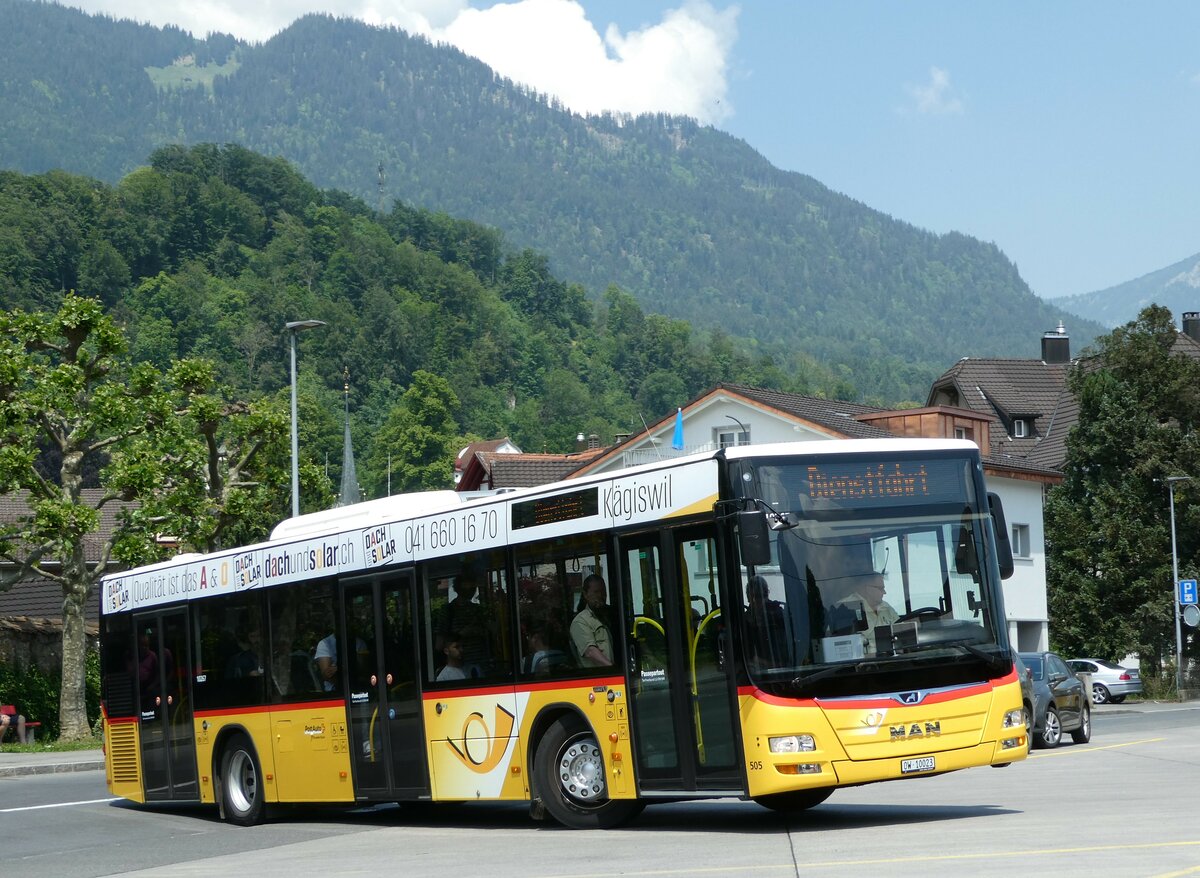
[0,0,1108,402]
[1050,252,1200,329]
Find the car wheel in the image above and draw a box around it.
[534,717,644,829]
[1110,695,1126,704]
[1091,683,1110,705]
[1070,705,1092,744]
[1036,707,1062,749]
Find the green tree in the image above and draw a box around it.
[1045,305,1200,677]
[365,371,462,494]
[0,295,291,738]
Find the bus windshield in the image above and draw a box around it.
[734,452,1010,695]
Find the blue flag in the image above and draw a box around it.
[671,408,684,450]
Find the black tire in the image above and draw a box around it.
[1110,694,1126,704]
[1036,707,1062,749]
[1070,705,1092,744]
[533,717,644,829]
[1023,705,1034,755]
[754,787,834,812]
[1092,683,1111,705]
[220,733,266,826]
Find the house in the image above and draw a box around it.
[0,490,120,673]
[453,438,522,488]
[565,382,1059,651]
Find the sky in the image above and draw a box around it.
[61,0,1200,302]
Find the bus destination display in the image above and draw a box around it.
[512,487,599,530]
[797,458,969,508]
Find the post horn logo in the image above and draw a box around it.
[444,704,516,773]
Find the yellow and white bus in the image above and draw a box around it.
[99,438,1027,828]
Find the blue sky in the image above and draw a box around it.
[70,0,1200,302]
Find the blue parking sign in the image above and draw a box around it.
[1180,579,1198,605]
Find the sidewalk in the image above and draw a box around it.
[0,747,105,778]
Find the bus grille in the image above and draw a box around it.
[107,723,140,784]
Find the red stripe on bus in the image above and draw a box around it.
[421,676,624,700]
[191,699,344,719]
[739,669,1016,708]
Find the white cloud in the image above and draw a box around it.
[65,0,737,124]
[905,66,964,116]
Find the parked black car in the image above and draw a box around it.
[1017,651,1092,748]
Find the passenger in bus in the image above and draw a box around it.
[744,575,788,667]
[522,628,566,675]
[834,571,898,653]
[436,632,468,681]
[571,574,613,668]
[225,626,263,678]
[439,577,489,674]
[314,633,340,691]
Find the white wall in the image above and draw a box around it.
[988,476,1049,651]
[593,394,1051,652]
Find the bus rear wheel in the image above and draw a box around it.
[534,717,643,829]
[754,787,834,813]
[220,733,266,826]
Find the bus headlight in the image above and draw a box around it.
[1002,708,1024,729]
[768,735,816,754]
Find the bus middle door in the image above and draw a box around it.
[342,572,428,800]
[620,524,741,794]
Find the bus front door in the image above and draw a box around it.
[134,609,198,801]
[342,573,428,800]
[621,525,741,794]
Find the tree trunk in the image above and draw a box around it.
[59,559,93,741]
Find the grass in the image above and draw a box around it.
[0,736,102,753]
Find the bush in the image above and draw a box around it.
[0,651,102,740]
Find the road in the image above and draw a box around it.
[3,704,1198,878]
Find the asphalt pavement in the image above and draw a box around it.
[0,699,1188,779]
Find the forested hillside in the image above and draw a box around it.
[0,145,817,496]
[0,0,1107,402]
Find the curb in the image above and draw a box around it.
[0,759,104,778]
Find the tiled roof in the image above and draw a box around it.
[928,359,1073,469]
[1,489,128,626]
[717,384,895,440]
[0,489,129,563]
[488,451,604,488]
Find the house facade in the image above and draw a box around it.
[567,383,1058,651]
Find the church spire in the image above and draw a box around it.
[338,366,361,506]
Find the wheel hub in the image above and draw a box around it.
[558,739,606,801]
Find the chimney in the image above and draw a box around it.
[575,432,586,452]
[1184,312,1200,344]
[1041,321,1070,364]
[587,433,600,450]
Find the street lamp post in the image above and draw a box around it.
[1167,475,1192,695]
[286,319,326,518]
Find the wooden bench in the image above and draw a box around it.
[0,704,40,743]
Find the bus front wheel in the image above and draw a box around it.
[220,733,266,826]
[534,717,643,829]
[754,787,834,813]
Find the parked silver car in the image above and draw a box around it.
[1067,658,1142,704]
[1018,651,1091,749]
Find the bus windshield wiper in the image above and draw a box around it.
[791,660,881,689]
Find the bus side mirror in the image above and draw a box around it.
[738,510,772,567]
[988,492,1015,580]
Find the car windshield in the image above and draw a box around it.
[1021,654,1045,680]
[734,452,1010,695]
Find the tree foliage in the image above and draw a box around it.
[1045,306,1200,676]
[0,294,307,737]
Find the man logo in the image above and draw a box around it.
[896,691,925,705]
